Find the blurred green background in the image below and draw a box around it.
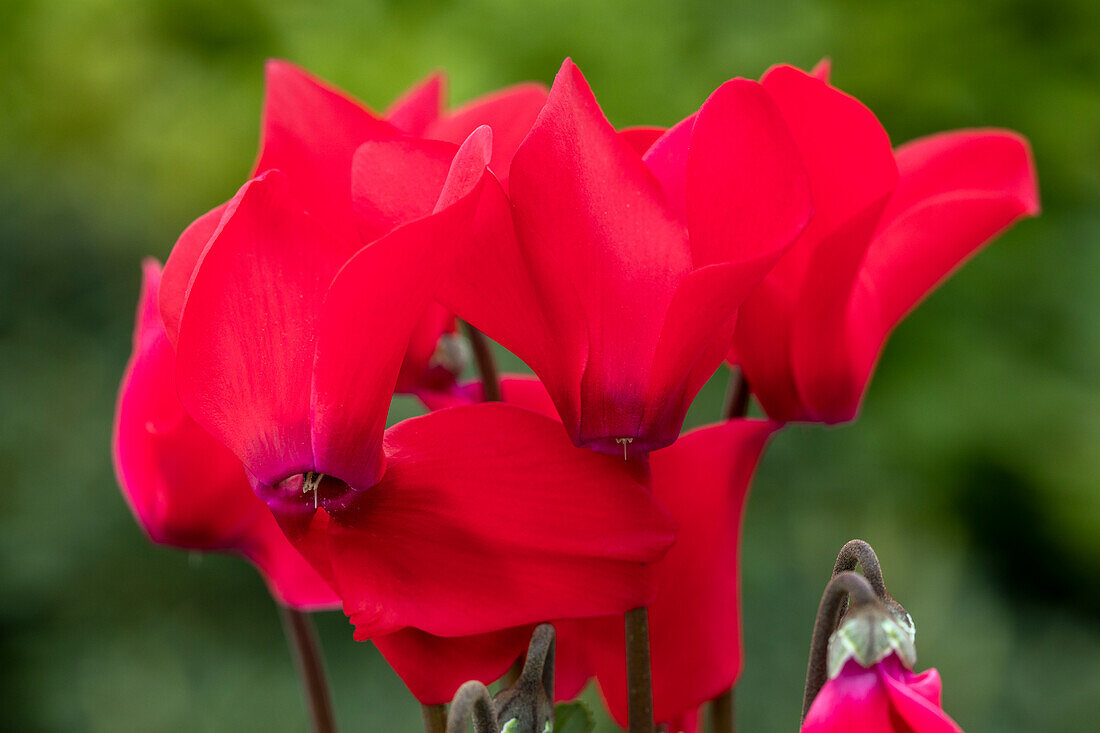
[1,0,1097,730]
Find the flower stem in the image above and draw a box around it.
[709,687,735,733]
[277,604,337,733]
[446,682,496,733]
[801,571,877,721]
[708,369,750,731]
[625,606,656,733]
[463,321,501,402]
[422,704,448,733]
[832,539,888,601]
[723,369,750,421]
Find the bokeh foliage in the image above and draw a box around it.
[1,1,1097,730]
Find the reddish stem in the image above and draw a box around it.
[625,606,656,733]
[802,572,878,720]
[463,321,501,402]
[422,704,447,733]
[278,604,337,733]
[723,369,750,420]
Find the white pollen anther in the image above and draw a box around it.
[615,437,634,460]
[302,471,324,508]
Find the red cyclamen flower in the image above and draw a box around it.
[802,654,964,733]
[170,123,675,643]
[718,63,1039,423]
[416,375,778,724]
[158,60,547,398]
[112,259,338,609]
[562,416,778,730]
[437,58,812,455]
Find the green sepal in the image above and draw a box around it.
[826,604,918,678]
[552,702,594,733]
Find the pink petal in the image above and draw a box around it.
[323,403,676,638]
[789,203,895,423]
[242,511,341,610]
[879,660,964,733]
[311,128,498,491]
[114,261,337,608]
[508,58,691,450]
[589,420,778,726]
[686,77,812,272]
[428,82,548,181]
[350,136,457,242]
[760,64,896,240]
[551,618,596,702]
[734,65,897,423]
[618,125,666,156]
[373,626,531,705]
[395,303,459,395]
[902,667,945,709]
[843,131,1039,414]
[134,258,166,346]
[115,260,262,549]
[385,72,445,137]
[802,661,894,732]
[865,129,1039,332]
[730,280,806,422]
[375,618,595,705]
[642,263,748,446]
[667,709,701,733]
[803,658,964,733]
[811,57,832,82]
[255,60,396,244]
[436,136,590,438]
[158,203,227,347]
[642,114,695,221]
[417,374,560,419]
[885,129,1039,223]
[175,171,359,486]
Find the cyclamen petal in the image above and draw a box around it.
[164,63,547,401]
[444,58,810,455]
[802,656,964,733]
[385,72,445,138]
[255,60,397,245]
[427,81,549,183]
[732,64,1038,424]
[314,403,676,639]
[113,260,337,609]
[176,171,359,487]
[414,376,777,725]
[618,125,667,156]
[174,127,675,645]
[585,419,778,728]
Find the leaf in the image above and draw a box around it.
[552,702,595,733]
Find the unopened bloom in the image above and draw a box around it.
[112,260,338,609]
[721,63,1039,423]
[437,58,812,455]
[171,126,675,645]
[802,654,963,733]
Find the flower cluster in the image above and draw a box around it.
[113,57,1037,731]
